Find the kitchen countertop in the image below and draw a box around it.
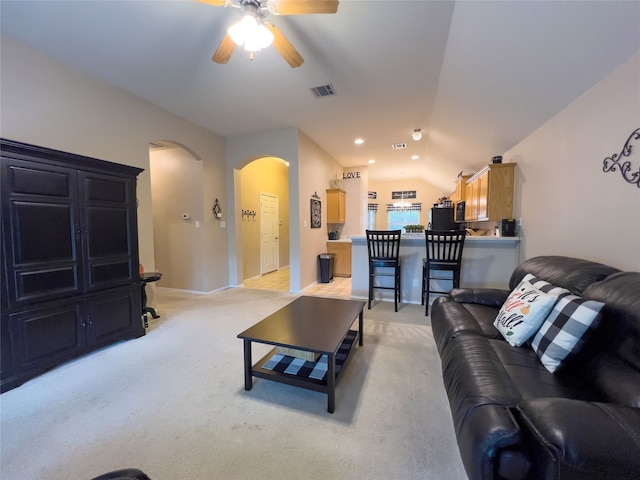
[349,235,519,244]
[349,233,521,304]
[327,238,352,243]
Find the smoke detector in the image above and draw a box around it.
[412,129,423,141]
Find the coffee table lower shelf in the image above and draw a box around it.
[245,329,360,413]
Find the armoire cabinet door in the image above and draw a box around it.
[1,313,13,381]
[85,285,143,347]
[9,300,86,373]
[79,171,139,291]
[1,159,83,306]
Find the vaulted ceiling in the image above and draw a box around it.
[1,0,639,191]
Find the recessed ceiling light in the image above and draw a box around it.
[354,138,364,145]
[411,155,419,160]
[368,159,375,164]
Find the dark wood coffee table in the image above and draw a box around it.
[237,296,365,413]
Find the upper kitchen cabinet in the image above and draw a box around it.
[451,175,471,204]
[326,189,346,224]
[465,163,516,222]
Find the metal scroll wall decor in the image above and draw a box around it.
[602,127,640,188]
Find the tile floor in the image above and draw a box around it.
[242,266,352,298]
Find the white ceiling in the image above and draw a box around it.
[1,0,639,191]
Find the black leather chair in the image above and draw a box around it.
[422,229,466,315]
[91,469,151,480]
[366,229,402,311]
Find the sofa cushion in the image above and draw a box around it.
[489,339,602,402]
[431,296,502,355]
[494,279,559,347]
[581,272,640,370]
[509,256,621,295]
[588,353,640,407]
[581,272,640,406]
[530,293,604,373]
[440,335,523,432]
[517,398,640,480]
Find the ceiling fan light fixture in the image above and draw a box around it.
[228,15,274,52]
[412,129,423,141]
[244,24,274,51]
[228,15,255,45]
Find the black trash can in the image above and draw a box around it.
[318,253,335,283]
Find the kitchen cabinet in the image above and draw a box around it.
[326,189,346,224]
[1,138,144,392]
[327,241,352,277]
[326,188,346,224]
[465,181,477,221]
[451,175,471,203]
[465,163,516,222]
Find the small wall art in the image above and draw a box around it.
[310,192,321,228]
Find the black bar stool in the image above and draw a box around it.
[141,271,162,328]
[366,229,402,311]
[422,230,466,315]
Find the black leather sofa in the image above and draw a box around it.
[430,256,640,480]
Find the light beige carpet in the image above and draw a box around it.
[0,287,466,480]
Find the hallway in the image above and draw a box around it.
[242,267,352,298]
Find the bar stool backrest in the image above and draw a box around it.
[425,230,466,266]
[366,230,402,266]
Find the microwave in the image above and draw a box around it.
[455,201,465,222]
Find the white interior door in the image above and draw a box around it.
[260,193,278,274]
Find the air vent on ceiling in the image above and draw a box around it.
[392,143,407,150]
[310,83,336,98]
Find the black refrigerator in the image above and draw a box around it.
[429,207,461,230]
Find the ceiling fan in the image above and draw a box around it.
[197,0,339,68]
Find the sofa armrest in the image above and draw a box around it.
[448,288,510,308]
[517,398,640,480]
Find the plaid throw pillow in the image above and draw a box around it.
[530,293,605,373]
[521,273,570,296]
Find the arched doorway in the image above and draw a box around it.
[239,156,290,291]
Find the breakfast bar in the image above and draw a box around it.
[349,235,521,306]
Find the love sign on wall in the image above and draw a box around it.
[342,171,361,179]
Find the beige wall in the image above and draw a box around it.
[1,35,229,292]
[342,166,369,236]
[240,157,290,280]
[367,177,446,230]
[506,51,640,271]
[297,132,344,287]
[150,147,208,290]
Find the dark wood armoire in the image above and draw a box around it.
[1,139,145,392]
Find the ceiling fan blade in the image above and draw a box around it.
[265,23,304,68]
[196,0,228,6]
[269,0,339,15]
[212,33,236,64]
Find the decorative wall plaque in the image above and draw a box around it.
[310,193,321,228]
